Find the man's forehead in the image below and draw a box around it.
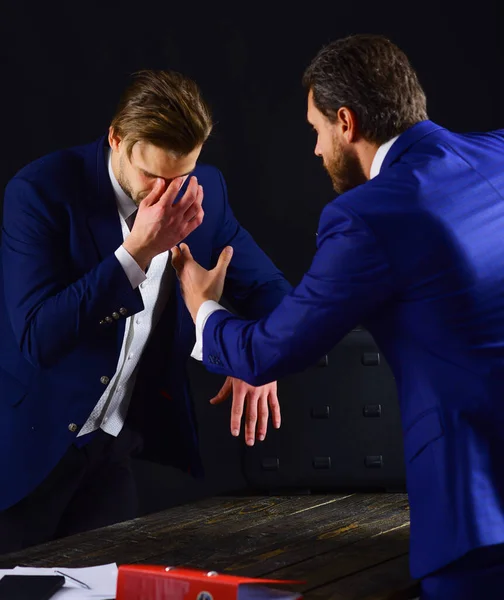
[131,141,196,179]
[131,141,172,164]
[306,90,317,121]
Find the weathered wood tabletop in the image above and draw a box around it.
[0,493,419,599]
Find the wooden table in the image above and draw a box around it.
[0,493,419,599]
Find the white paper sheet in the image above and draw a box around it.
[0,562,118,599]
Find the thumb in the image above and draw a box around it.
[214,246,233,275]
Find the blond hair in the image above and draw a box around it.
[110,69,213,158]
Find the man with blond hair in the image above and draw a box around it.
[0,70,291,552]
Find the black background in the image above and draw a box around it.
[1,0,503,514]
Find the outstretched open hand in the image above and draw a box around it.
[171,243,233,322]
[210,376,281,445]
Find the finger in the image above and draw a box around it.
[170,246,184,273]
[164,175,199,210]
[140,178,166,207]
[171,243,197,273]
[184,185,204,222]
[230,385,246,437]
[158,175,189,207]
[178,243,194,261]
[213,246,233,276]
[256,392,269,441]
[209,376,233,404]
[184,207,204,234]
[268,387,281,430]
[244,392,259,446]
[183,187,203,223]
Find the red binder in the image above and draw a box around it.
[116,565,304,599]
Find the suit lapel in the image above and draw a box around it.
[84,136,124,261]
[83,136,131,351]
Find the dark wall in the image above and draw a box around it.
[1,0,503,513]
[3,2,503,282]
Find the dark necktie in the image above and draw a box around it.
[126,209,137,232]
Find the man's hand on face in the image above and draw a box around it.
[210,377,281,445]
[171,243,233,322]
[122,176,204,271]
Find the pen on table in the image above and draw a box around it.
[54,569,91,590]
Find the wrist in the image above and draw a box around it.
[189,295,210,323]
[122,238,152,272]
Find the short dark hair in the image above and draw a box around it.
[302,34,428,144]
[110,70,213,158]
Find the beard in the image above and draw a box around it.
[117,155,146,206]
[324,136,367,195]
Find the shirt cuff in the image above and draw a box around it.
[190,300,228,361]
[115,245,147,289]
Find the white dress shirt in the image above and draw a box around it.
[190,135,400,361]
[78,151,173,437]
[369,136,399,179]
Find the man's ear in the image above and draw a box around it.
[108,126,122,151]
[336,107,359,144]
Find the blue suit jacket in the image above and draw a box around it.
[0,136,291,511]
[202,121,504,578]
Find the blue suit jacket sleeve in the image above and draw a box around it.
[203,201,397,386]
[2,177,143,369]
[211,170,292,319]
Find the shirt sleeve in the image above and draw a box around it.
[114,245,147,289]
[190,300,229,360]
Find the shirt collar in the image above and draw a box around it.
[107,148,137,221]
[369,135,400,179]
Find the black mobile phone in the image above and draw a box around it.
[0,574,65,600]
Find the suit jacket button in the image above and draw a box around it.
[112,312,120,320]
[100,375,110,385]
[99,320,106,326]
[105,316,113,323]
[119,307,128,316]
[68,423,78,432]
